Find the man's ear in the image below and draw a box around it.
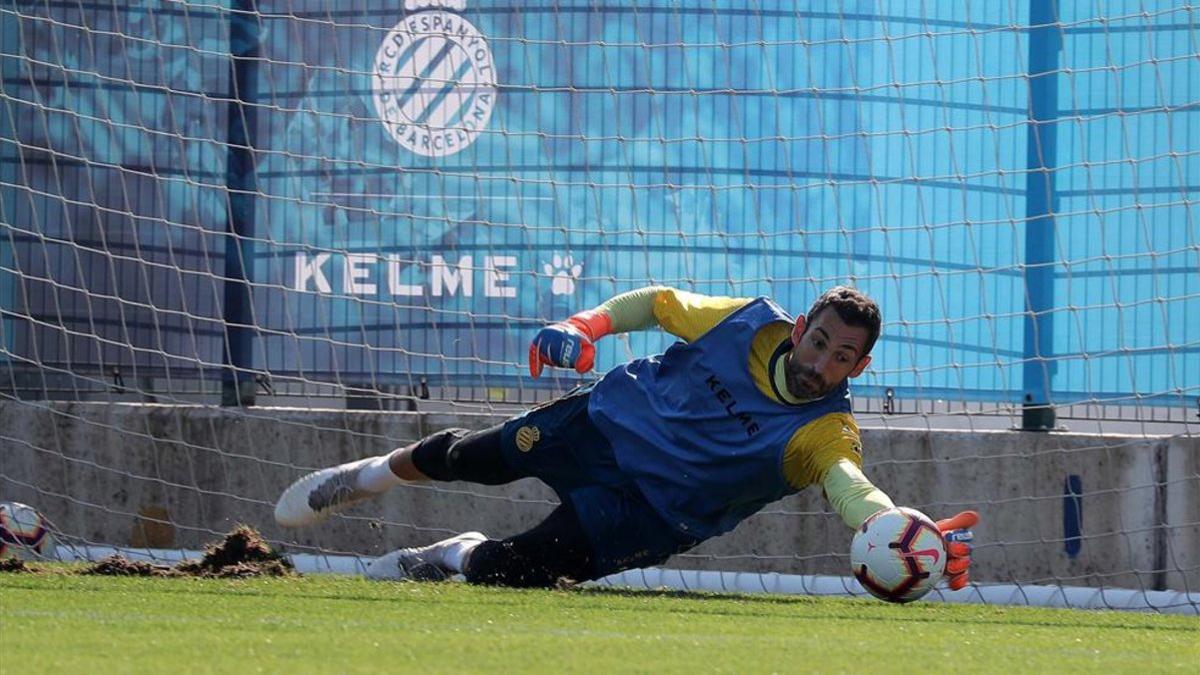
[849,355,872,378]
[791,315,807,345]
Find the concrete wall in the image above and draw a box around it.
[2,401,1196,591]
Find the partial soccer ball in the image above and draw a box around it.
[851,506,945,603]
[0,501,56,560]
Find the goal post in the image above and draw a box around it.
[1,0,1197,610]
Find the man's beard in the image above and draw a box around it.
[785,356,829,400]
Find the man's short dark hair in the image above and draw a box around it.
[805,286,882,358]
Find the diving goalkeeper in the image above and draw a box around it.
[275,286,979,588]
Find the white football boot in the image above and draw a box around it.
[364,532,488,582]
[274,457,378,527]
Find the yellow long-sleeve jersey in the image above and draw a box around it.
[596,286,894,529]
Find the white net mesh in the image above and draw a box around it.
[1,1,1196,610]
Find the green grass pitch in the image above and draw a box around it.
[1,570,1196,673]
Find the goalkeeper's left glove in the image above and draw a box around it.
[528,309,613,378]
[936,510,979,591]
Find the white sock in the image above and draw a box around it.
[355,454,405,493]
[441,533,487,572]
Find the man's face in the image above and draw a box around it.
[784,308,872,400]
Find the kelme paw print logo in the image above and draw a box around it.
[545,254,583,295]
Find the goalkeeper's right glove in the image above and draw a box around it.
[936,510,980,591]
[528,310,612,378]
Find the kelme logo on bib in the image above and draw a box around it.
[372,0,496,157]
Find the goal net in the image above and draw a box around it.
[1,0,1196,611]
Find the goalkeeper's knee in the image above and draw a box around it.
[409,428,471,481]
[461,540,571,588]
[409,426,517,485]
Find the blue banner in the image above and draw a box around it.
[2,0,1196,405]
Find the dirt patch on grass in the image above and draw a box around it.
[82,555,178,577]
[174,525,294,578]
[81,526,296,579]
[0,557,35,573]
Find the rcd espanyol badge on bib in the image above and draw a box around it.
[373,0,497,157]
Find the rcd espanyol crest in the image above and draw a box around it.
[373,0,496,157]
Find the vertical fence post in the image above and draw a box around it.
[0,12,17,379]
[1022,0,1060,430]
[221,0,260,406]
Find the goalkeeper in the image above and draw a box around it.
[275,286,978,588]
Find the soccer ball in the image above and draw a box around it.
[851,506,945,603]
[0,501,56,560]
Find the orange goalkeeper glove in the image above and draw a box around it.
[528,310,613,378]
[936,510,979,591]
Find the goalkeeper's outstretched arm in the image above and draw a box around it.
[593,285,672,333]
[823,459,980,590]
[529,286,754,376]
[822,459,897,530]
[528,286,668,377]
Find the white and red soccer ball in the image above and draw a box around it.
[0,501,56,560]
[851,506,946,603]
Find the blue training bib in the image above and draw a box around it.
[588,297,851,539]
